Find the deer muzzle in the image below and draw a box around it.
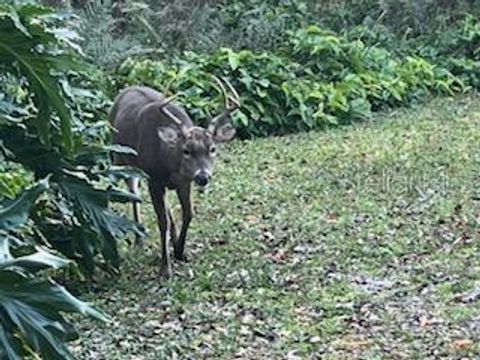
[193,171,211,192]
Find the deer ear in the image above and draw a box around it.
[214,123,236,143]
[157,126,180,145]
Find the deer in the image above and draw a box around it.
[110,77,240,278]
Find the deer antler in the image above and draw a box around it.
[158,93,188,135]
[159,93,181,108]
[208,76,241,132]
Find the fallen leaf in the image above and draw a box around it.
[246,215,259,224]
[451,339,473,351]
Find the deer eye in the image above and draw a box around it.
[210,146,217,154]
[183,148,191,156]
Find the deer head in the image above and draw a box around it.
[156,77,240,191]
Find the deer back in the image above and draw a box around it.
[110,86,193,179]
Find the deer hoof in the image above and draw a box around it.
[159,264,172,279]
[176,254,189,262]
[174,250,188,262]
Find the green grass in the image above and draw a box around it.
[72,95,480,359]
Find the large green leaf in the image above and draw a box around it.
[0,270,106,360]
[57,172,144,271]
[1,119,146,274]
[0,4,79,154]
[0,177,108,360]
[0,121,67,177]
[0,178,48,232]
[0,246,70,272]
[0,5,137,360]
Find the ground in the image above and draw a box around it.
[72,96,480,359]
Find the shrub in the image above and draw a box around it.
[118,49,300,136]
[417,15,480,89]
[116,25,463,138]
[312,0,480,37]
[74,0,308,55]
[0,4,144,358]
[0,4,143,273]
[75,0,154,68]
[0,179,106,359]
[69,0,480,57]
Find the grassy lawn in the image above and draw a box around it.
[72,96,480,359]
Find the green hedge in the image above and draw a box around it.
[116,25,465,138]
[416,15,480,89]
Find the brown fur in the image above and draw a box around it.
[110,86,236,278]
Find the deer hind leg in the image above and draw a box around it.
[174,184,192,261]
[148,180,171,279]
[168,208,177,249]
[126,177,143,246]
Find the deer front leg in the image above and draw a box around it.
[174,184,192,261]
[148,180,171,278]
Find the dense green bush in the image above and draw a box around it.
[311,0,479,34]
[74,0,308,59]
[75,0,154,68]
[290,26,463,105]
[116,25,463,137]
[68,0,480,138]
[0,4,143,273]
[0,4,143,358]
[0,179,106,359]
[69,0,480,60]
[416,15,480,89]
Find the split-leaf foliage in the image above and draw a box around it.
[0,4,144,359]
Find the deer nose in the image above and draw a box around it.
[194,172,210,187]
